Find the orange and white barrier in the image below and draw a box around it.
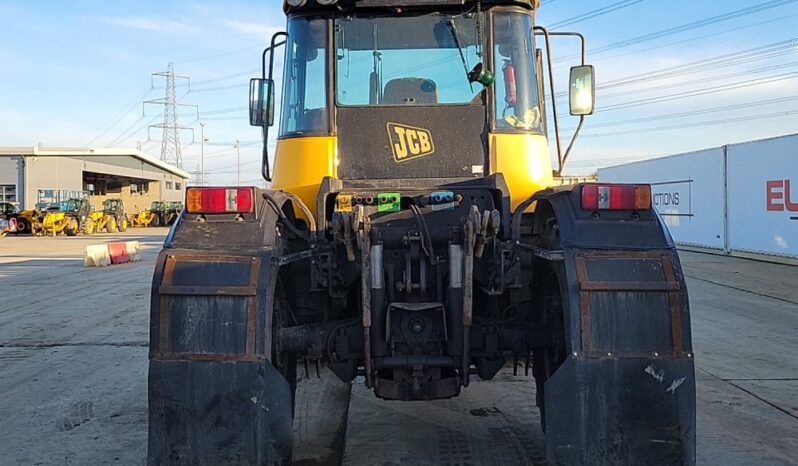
[84,241,142,267]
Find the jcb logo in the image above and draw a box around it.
[387,123,434,162]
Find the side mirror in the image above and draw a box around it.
[569,65,595,116]
[249,78,275,127]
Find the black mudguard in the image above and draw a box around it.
[538,187,696,465]
[546,357,694,464]
[148,359,293,465]
[148,190,296,465]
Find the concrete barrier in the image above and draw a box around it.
[125,241,142,262]
[85,244,112,267]
[84,241,141,267]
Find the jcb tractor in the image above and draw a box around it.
[92,199,129,233]
[148,1,695,465]
[14,207,41,235]
[40,198,94,236]
[131,201,162,228]
[131,201,180,228]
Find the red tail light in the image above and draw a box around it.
[186,187,254,214]
[581,184,651,211]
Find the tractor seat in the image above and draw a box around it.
[383,78,438,105]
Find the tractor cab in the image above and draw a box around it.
[63,198,89,217]
[103,199,125,215]
[253,0,594,213]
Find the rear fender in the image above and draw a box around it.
[535,186,695,465]
[148,189,298,465]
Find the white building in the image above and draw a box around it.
[598,133,798,262]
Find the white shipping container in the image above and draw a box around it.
[597,148,725,250]
[726,134,798,258]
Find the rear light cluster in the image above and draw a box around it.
[186,187,254,214]
[581,184,651,211]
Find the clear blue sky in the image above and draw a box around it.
[1,0,797,183]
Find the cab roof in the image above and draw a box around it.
[283,0,537,15]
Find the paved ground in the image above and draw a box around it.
[0,231,796,465]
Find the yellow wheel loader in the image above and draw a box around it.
[91,199,130,233]
[148,1,695,465]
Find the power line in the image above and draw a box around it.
[555,0,798,62]
[599,60,798,100]
[550,0,645,29]
[552,38,798,100]
[175,43,268,65]
[598,71,798,112]
[567,154,664,169]
[581,108,798,139]
[192,68,260,86]
[107,112,163,147]
[561,94,798,131]
[595,38,798,91]
[83,85,153,146]
[191,82,250,93]
[576,12,798,68]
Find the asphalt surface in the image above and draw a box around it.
[0,230,796,465]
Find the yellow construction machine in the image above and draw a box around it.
[39,198,94,236]
[148,1,695,465]
[91,199,129,233]
[15,208,41,234]
[130,200,180,228]
[130,208,157,228]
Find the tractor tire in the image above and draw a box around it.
[119,216,128,232]
[16,218,27,234]
[106,217,117,234]
[65,219,79,236]
[529,213,568,433]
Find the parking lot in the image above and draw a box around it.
[1,230,796,465]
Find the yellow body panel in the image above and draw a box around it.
[488,133,554,211]
[272,136,338,219]
[271,134,551,217]
[41,212,67,234]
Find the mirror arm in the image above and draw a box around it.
[262,32,288,183]
[262,39,287,79]
[533,26,562,175]
[561,115,584,169]
[533,28,587,176]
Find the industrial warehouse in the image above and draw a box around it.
[0,146,190,212]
